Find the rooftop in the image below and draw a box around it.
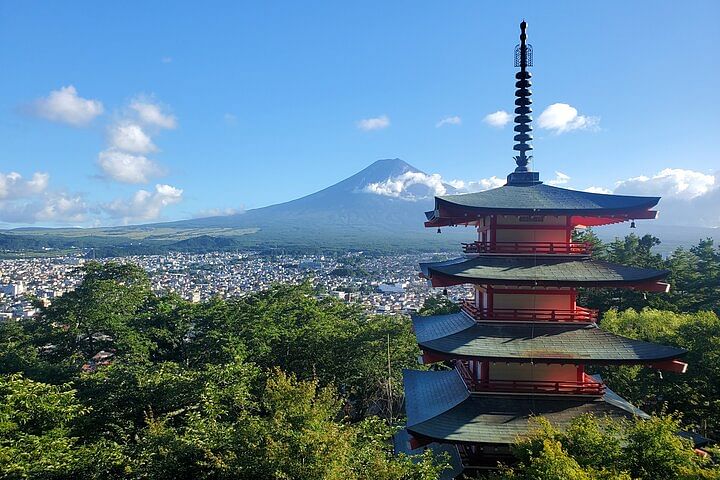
[425,183,660,227]
[412,312,686,363]
[404,369,645,445]
[420,256,669,288]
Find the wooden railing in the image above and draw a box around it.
[456,362,605,396]
[461,299,598,323]
[462,241,592,255]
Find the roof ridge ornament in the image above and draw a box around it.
[507,20,542,186]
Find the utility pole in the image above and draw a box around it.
[387,333,393,424]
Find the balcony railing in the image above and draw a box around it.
[462,241,592,255]
[456,362,605,396]
[461,299,598,323]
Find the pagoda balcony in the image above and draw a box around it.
[456,363,605,396]
[461,299,598,323]
[462,241,592,255]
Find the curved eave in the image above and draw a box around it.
[425,211,657,228]
[420,257,670,290]
[406,392,643,446]
[412,314,687,365]
[427,270,670,290]
[403,369,650,446]
[424,185,660,228]
[419,344,687,366]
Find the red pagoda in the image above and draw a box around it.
[396,21,689,477]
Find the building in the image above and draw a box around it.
[397,22,689,476]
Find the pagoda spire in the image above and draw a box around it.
[507,20,541,186]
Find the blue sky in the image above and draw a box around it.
[1,1,718,227]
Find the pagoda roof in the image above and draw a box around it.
[420,256,669,288]
[404,369,644,445]
[412,313,686,364]
[425,183,659,227]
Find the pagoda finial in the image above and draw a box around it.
[507,20,541,186]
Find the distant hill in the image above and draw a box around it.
[1,158,717,256]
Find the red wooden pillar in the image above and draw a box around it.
[487,285,494,318]
[565,215,572,243]
[577,364,585,383]
[490,215,497,247]
[481,360,490,385]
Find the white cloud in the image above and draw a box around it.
[614,168,715,200]
[483,110,511,128]
[0,172,49,199]
[193,207,243,218]
[357,115,390,131]
[33,193,88,223]
[364,171,505,200]
[364,171,446,199]
[584,186,613,194]
[97,96,176,184]
[30,86,104,127]
[447,177,505,192]
[103,184,183,223]
[436,116,462,128]
[538,103,599,134]
[130,99,177,129]
[108,122,157,154]
[97,150,163,184]
[0,191,88,225]
[574,167,720,227]
[547,171,571,186]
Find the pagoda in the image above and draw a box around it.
[396,21,689,476]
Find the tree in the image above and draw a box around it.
[490,415,718,480]
[0,374,126,480]
[598,308,720,439]
[417,295,460,316]
[31,261,154,369]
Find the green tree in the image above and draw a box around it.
[491,415,718,480]
[417,295,460,316]
[31,261,154,368]
[0,374,126,480]
[599,308,720,439]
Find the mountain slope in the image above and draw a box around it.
[165,158,447,231]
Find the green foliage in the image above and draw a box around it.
[0,374,126,480]
[490,415,718,480]
[580,235,720,314]
[418,295,460,316]
[598,308,720,439]
[0,262,443,479]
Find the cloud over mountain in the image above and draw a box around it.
[363,168,505,201]
[103,184,183,223]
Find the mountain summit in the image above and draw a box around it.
[168,158,454,232]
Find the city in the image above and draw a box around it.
[0,251,471,321]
